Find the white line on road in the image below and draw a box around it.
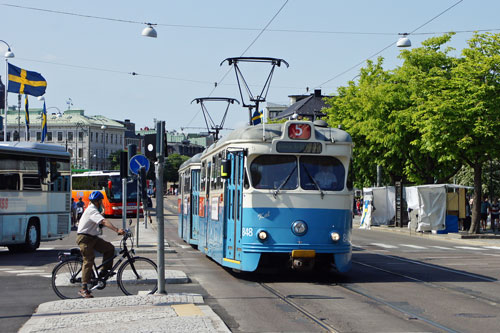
[429,246,454,250]
[7,270,45,274]
[16,273,49,276]
[454,246,487,251]
[399,244,427,249]
[483,246,500,250]
[370,243,398,249]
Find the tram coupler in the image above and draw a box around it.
[291,257,314,271]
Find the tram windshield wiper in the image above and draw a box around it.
[273,165,297,198]
[302,165,324,199]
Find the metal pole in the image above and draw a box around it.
[17,94,20,141]
[156,120,166,294]
[122,177,127,230]
[4,58,8,141]
[136,176,140,246]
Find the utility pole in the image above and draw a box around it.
[156,120,166,294]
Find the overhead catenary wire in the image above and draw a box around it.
[185,0,289,129]
[3,2,492,36]
[315,0,464,88]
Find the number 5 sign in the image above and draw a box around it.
[288,123,311,140]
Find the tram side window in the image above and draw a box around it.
[211,157,217,190]
[200,163,206,192]
[206,162,211,194]
[299,156,345,191]
[250,155,298,190]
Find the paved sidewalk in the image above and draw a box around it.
[19,294,230,333]
[19,211,230,333]
[354,216,500,246]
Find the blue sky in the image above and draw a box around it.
[1,0,498,132]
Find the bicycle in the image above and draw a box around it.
[51,230,158,299]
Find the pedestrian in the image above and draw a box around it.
[76,191,124,298]
[490,198,500,232]
[356,199,361,216]
[70,198,77,227]
[480,197,490,231]
[463,197,471,231]
[76,197,86,224]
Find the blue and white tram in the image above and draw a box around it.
[178,120,353,272]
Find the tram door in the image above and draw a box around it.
[224,151,244,261]
[181,173,191,241]
[190,169,200,243]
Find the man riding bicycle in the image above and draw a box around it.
[76,191,124,298]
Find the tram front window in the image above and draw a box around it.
[250,155,298,190]
[300,156,345,191]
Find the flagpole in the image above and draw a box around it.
[262,107,266,142]
[4,58,7,142]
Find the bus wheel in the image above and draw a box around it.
[23,221,40,252]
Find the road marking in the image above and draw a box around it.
[16,273,50,277]
[8,269,45,273]
[483,246,500,250]
[38,247,55,250]
[370,243,397,249]
[399,244,427,249]
[429,246,454,250]
[455,246,487,251]
[172,304,203,317]
[0,268,13,271]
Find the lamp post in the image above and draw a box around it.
[101,124,107,170]
[75,122,87,169]
[92,154,97,170]
[1,40,14,142]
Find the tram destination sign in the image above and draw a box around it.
[276,141,322,154]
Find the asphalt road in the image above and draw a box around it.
[2,198,500,332]
[161,197,500,332]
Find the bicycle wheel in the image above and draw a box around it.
[117,257,158,296]
[52,258,88,299]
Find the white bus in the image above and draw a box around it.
[0,142,72,252]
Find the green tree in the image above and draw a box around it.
[164,153,190,184]
[412,32,500,233]
[108,150,124,170]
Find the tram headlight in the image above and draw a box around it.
[291,221,308,236]
[330,232,340,242]
[257,230,268,241]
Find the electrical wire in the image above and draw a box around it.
[185,0,289,128]
[315,0,464,88]
[4,3,492,36]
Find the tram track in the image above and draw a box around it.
[260,282,339,332]
[352,250,500,307]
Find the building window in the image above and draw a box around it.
[68,148,73,157]
[36,132,41,141]
[90,132,93,142]
[57,132,63,141]
[47,132,52,141]
[106,133,108,144]
[78,131,84,141]
[78,148,83,158]
[68,131,73,141]
[120,135,122,144]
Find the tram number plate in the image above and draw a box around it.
[242,228,253,237]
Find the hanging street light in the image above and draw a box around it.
[397,33,411,48]
[142,24,157,38]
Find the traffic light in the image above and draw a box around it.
[139,166,147,200]
[144,134,156,161]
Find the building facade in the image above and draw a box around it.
[2,107,126,170]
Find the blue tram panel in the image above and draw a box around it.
[178,120,353,273]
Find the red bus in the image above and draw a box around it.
[71,171,143,217]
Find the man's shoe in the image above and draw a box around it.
[78,289,94,298]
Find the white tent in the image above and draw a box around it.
[360,186,395,229]
[406,185,446,232]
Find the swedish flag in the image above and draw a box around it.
[251,109,263,125]
[25,95,29,131]
[8,64,47,97]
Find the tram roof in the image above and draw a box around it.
[179,152,203,170]
[204,121,352,155]
[0,142,70,158]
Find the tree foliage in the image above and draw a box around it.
[324,32,500,233]
[164,153,190,184]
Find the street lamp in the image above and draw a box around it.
[101,124,107,170]
[397,33,411,48]
[75,122,87,169]
[141,24,157,38]
[1,40,14,142]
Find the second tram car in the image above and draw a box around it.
[178,120,353,272]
